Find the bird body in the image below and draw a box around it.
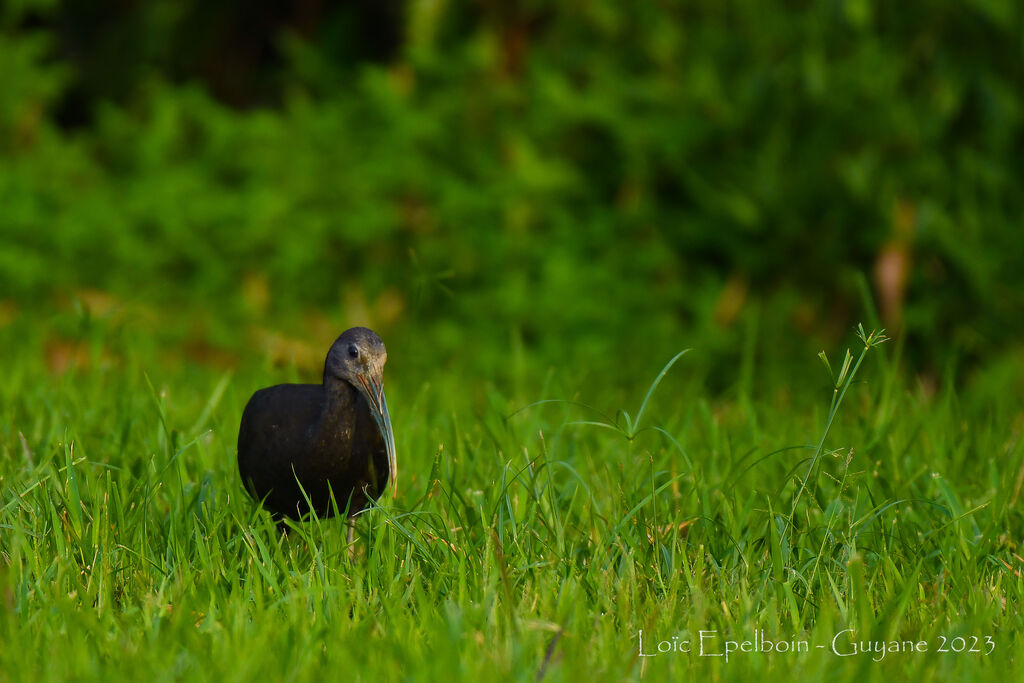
[237,327,396,522]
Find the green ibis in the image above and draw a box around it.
[237,327,396,537]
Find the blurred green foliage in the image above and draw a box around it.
[1,0,1022,391]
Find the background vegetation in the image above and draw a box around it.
[1,1,1022,681]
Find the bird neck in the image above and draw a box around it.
[320,379,359,433]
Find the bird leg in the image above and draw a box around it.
[346,518,356,561]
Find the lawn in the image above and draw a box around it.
[1,309,1020,682]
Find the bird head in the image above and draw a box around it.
[325,327,397,499]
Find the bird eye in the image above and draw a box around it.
[347,344,359,359]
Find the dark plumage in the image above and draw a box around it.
[237,327,397,523]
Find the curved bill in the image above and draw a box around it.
[358,375,397,498]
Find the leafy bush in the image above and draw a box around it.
[1,0,1022,389]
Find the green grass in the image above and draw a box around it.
[1,314,1021,682]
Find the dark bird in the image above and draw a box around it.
[237,327,397,528]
